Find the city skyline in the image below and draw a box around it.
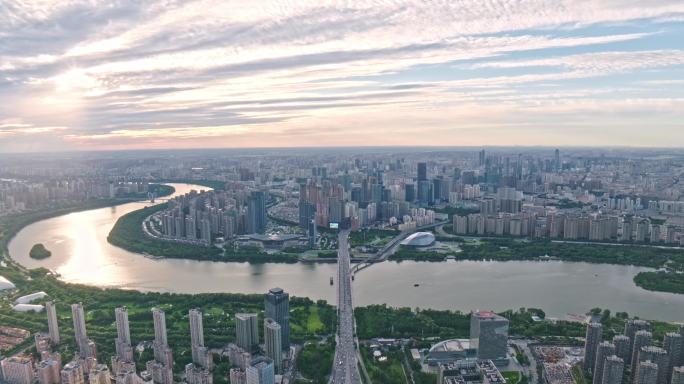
[1,1,684,152]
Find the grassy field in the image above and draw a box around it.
[502,371,521,384]
[361,346,409,384]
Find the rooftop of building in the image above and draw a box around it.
[401,231,436,246]
[429,339,471,354]
[473,311,507,321]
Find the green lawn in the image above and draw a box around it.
[307,305,325,333]
[361,346,409,384]
[502,371,521,384]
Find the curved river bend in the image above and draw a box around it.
[8,184,684,321]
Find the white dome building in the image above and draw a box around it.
[400,232,436,247]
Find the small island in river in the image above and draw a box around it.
[29,243,52,259]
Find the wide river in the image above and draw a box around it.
[8,184,684,321]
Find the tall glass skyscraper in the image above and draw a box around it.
[264,287,290,350]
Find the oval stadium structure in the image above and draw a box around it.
[400,232,436,247]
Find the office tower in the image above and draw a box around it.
[417,179,431,206]
[635,361,658,384]
[45,301,60,345]
[264,319,283,374]
[229,368,246,384]
[405,183,416,202]
[247,190,267,234]
[638,346,669,384]
[664,333,682,382]
[594,342,616,384]
[614,335,631,362]
[632,331,653,374]
[60,361,85,384]
[236,313,259,352]
[307,219,317,249]
[627,321,652,364]
[479,150,486,166]
[246,357,275,384]
[1,357,33,384]
[672,367,684,384]
[298,200,316,231]
[36,357,61,384]
[152,308,174,369]
[584,322,603,373]
[417,162,427,181]
[71,303,96,358]
[189,309,212,369]
[264,287,290,350]
[602,356,624,384]
[470,311,509,364]
[114,307,133,362]
[554,149,561,171]
[89,364,111,384]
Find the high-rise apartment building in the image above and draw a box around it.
[229,368,246,384]
[60,360,85,384]
[663,332,682,380]
[1,357,33,384]
[632,331,653,375]
[264,319,283,374]
[635,361,658,384]
[594,342,616,384]
[189,309,212,369]
[264,288,290,350]
[89,364,111,384]
[613,335,631,362]
[236,313,259,352]
[626,320,652,358]
[638,346,669,384]
[584,322,603,373]
[71,303,96,358]
[36,356,61,384]
[602,355,624,384]
[45,301,60,345]
[151,308,174,376]
[115,307,133,362]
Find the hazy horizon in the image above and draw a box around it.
[2,1,684,152]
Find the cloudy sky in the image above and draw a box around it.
[1,1,684,152]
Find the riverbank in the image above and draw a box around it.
[0,267,335,380]
[634,271,684,294]
[107,203,304,263]
[388,238,684,294]
[0,184,174,260]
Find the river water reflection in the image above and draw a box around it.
[8,184,684,321]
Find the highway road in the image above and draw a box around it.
[331,229,363,384]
